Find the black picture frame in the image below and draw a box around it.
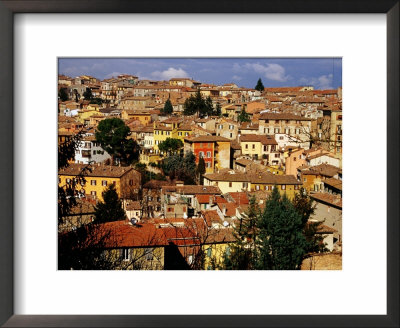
[0,1,398,327]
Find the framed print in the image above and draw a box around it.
[0,1,398,327]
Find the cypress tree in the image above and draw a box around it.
[163,98,173,115]
[255,78,265,92]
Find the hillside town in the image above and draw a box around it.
[58,72,342,270]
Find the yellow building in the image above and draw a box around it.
[204,170,301,198]
[121,109,152,126]
[153,117,184,152]
[58,163,141,201]
[202,229,236,270]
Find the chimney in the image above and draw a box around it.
[222,204,226,216]
[209,196,213,206]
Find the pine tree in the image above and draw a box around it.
[255,78,265,92]
[256,187,307,270]
[205,96,214,117]
[238,108,251,123]
[162,98,173,115]
[94,184,126,223]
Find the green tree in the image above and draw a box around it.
[213,102,222,117]
[83,87,93,100]
[162,98,173,115]
[256,187,307,270]
[73,89,80,102]
[95,118,138,165]
[196,155,206,184]
[183,89,209,118]
[237,108,251,122]
[223,195,260,270]
[292,188,328,253]
[205,96,214,117]
[162,151,197,184]
[158,138,183,155]
[59,87,69,102]
[255,78,265,92]
[90,97,103,105]
[94,184,126,223]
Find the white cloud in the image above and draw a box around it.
[299,74,333,89]
[105,71,123,79]
[150,67,189,80]
[232,75,242,81]
[243,63,289,82]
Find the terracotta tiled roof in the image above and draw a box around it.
[162,185,221,195]
[239,134,277,145]
[59,163,135,178]
[310,192,342,209]
[259,113,311,121]
[324,178,342,191]
[184,135,230,143]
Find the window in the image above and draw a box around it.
[129,179,134,186]
[93,150,96,154]
[281,185,286,190]
[230,133,232,138]
[178,132,182,136]
[279,136,284,140]
[265,185,269,190]
[229,182,232,187]
[304,178,307,182]
[207,248,212,257]
[274,128,280,133]
[206,162,211,168]
[112,181,116,185]
[245,144,248,149]
[275,154,280,158]
[294,185,299,190]
[264,145,268,152]
[207,151,211,158]
[256,185,260,190]
[66,178,71,184]
[102,180,107,186]
[91,191,97,196]
[243,182,248,188]
[252,144,255,149]
[229,125,234,130]
[185,132,189,136]
[199,151,204,158]
[122,248,130,261]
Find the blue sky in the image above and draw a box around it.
[59,58,342,90]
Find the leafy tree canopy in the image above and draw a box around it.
[83,87,93,100]
[162,151,197,184]
[183,90,213,118]
[95,118,139,165]
[158,138,183,154]
[59,87,69,102]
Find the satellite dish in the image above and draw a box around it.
[130,218,137,225]
[223,221,229,227]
